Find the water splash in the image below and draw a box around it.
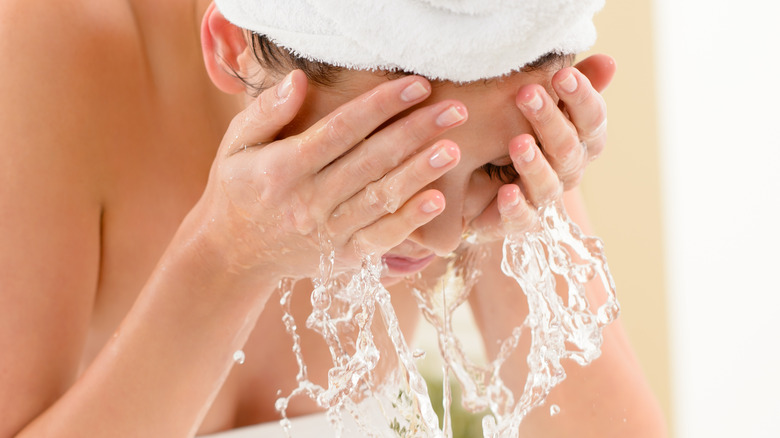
[273,199,618,437]
[411,199,619,437]
[274,241,443,437]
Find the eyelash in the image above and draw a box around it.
[482,163,519,184]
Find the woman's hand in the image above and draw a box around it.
[193,70,467,281]
[471,54,616,237]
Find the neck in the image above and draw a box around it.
[127,0,211,39]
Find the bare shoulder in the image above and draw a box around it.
[0,0,143,232]
[0,0,149,151]
[0,0,141,433]
[0,0,158,194]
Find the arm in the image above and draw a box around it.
[0,15,465,435]
[0,1,105,434]
[467,56,667,436]
[469,191,667,437]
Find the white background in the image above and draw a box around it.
[654,1,780,436]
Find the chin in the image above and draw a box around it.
[380,275,405,287]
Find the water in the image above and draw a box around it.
[272,199,618,437]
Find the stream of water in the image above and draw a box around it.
[273,199,619,437]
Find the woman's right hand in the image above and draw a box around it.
[192,70,466,281]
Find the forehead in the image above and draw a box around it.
[290,53,572,165]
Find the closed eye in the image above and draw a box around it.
[482,162,519,184]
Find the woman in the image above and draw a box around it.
[0,0,665,436]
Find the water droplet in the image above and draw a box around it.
[267,201,618,436]
[232,350,245,365]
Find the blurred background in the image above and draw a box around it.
[581,0,780,436]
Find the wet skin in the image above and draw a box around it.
[183,54,615,428]
[243,57,611,284]
[2,1,666,435]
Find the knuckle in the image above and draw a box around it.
[255,90,274,116]
[353,153,387,179]
[406,212,424,229]
[324,114,359,147]
[227,106,254,137]
[589,100,608,126]
[256,90,287,126]
[504,203,536,232]
[306,202,330,227]
[570,85,592,107]
[562,171,584,191]
[283,198,317,235]
[364,179,399,214]
[351,229,381,254]
[553,139,585,173]
[534,105,557,126]
[371,90,397,119]
[541,177,564,202]
[399,117,430,147]
[321,214,343,240]
[580,103,608,141]
[387,142,409,166]
[585,138,606,160]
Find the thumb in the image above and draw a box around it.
[222,69,308,155]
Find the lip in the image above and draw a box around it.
[382,253,436,275]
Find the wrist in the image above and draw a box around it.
[167,205,284,300]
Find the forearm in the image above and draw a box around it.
[17,217,277,438]
[469,189,666,436]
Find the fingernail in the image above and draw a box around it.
[429,145,455,168]
[401,81,429,102]
[518,141,535,163]
[504,189,521,209]
[277,72,294,99]
[523,91,543,111]
[421,199,441,213]
[559,72,577,93]
[435,105,466,127]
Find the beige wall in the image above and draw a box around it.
[580,0,672,433]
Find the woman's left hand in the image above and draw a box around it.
[470,54,616,237]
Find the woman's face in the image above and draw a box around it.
[272,59,569,280]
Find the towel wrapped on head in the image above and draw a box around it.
[214,0,604,82]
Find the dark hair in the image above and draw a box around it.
[234,32,344,95]
[234,32,572,95]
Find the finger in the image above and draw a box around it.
[467,196,502,242]
[497,184,538,233]
[509,134,562,206]
[516,84,585,185]
[574,54,616,93]
[552,67,608,159]
[349,190,445,254]
[467,184,537,242]
[316,100,467,205]
[294,75,433,172]
[222,69,308,156]
[326,140,460,237]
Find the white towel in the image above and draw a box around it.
[214,0,604,82]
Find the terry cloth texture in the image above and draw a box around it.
[215,0,604,82]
